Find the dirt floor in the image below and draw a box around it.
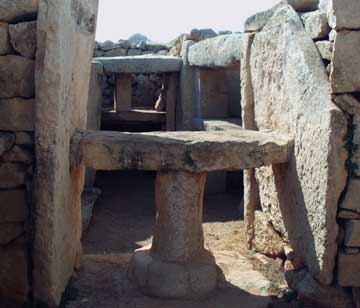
[62,171,307,308]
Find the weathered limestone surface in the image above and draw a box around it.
[9,21,37,59]
[129,172,217,299]
[315,40,332,61]
[33,0,98,306]
[0,22,11,55]
[331,31,360,93]
[248,5,347,285]
[286,269,354,307]
[187,34,242,68]
[338,252,360,287]
[340,179,360,213]
[0,0,39,23]
[283,0,319,12]
[253,211,285,257]
[244,6,278,33]
[301,10,330,39]
[72,129,294,172]
[326,0,360,30]
[97,55,182,74]
[0,98,35,131]
[0,237,29,303]
[0,55,35,98]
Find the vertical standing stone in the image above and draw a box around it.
[115,74,132,112]
[129,171,217,299]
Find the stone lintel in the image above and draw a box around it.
[71,129,294,172]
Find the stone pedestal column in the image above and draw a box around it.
[128,171,218,299]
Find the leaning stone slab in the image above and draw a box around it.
[0,55,35,98]
[0,98,35,131]
[248,5,347,285]
[71,129,293,173]
[97,55,183,74]
[187,34,242,68]
[301,10,330,39]
[0,0,39,23]
[0,23,11,55]
[9,21,37,59]
[331,31,360,93]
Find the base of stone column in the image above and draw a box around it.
[128,246,218,299]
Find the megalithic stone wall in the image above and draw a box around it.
[0,0,38,305]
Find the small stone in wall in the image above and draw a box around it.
[9,21,37,59]
[0,55,35,98]
[0,163,26,188]
[334,94,360,115]
[0,98,35,131]
[338,210,360,220]
[338,251,360,287]
[301,10,330,40]
[282,0,319,12]
[104,48,127,57]
[2,145,33,164]
[340,179,360,213]
[0,0,39,23]
[0,132,15,157]
[315,40,333,61]
[127,49,142,56]
[0,190,27,223]
[190,28,217,42]
[0,22,12,55]
[351,116,360,177]
[344,220,360,248]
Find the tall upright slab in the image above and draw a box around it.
[34,0,98,305]
[246,5,347,285]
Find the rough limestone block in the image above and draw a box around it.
[0,22,11,55]
[0,98,35,131]
[187,34,242,68]
[0,132,15,157]
[0,55,35,98]
[9,21,37,59]
[338,252,360,287]
[0,190,27,223]
[254,211,285,257]
[0,237,28,304]
[282,0,319,12]
[0,163,26,189]
[326,0,360,30]
[334,94,360,115]
[341,179,360,213]
[331,31,360,93]
[315,40,333,61]
[0,0,39,23]
[248,5,347,285]
[344,220,360,247]
[33,0,98,306]
[301,10,330,39]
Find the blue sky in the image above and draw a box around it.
[95,0,279,43]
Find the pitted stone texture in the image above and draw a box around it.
[248,5,347,285]
[340,179,360,213]
[9,21,37,59]
[0,22,11,55]
[338,252,360,287]
[344,220,360,247]
[282,0,319,12]
[315,40,332,61]
[129,247,217,300]
[326,0,360,30]
[286,269,354,307]
[34,0,98,306]
[244,6,278,33]
[152,172,206,262]
[72,129,294,172]
[187,34,242,68]
[253,211,285,258]
[0,98,35,131]
[0,0,39,23]
[0,55,35,98]
[334,94,360,115]
[301,10,330,39]
[0,237,29,304]
[0,190,27,223]
[0,163,26,188]
[0,132,15,157]
[331,31,360,93]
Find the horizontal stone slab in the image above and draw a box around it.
[71,129,294,172]
[102,109,166,124]
[187,34,243,68]
[96,55,183,74]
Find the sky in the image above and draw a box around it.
[95,0,279,43]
